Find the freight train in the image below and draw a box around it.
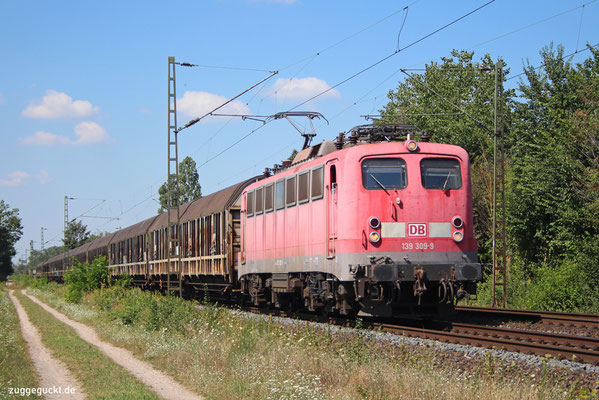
[37,124,481,316]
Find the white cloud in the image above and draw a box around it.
[177,91,251,120]
[138,107,151,114]
[18,122,111,146]
[266,77,341,101]
[74,121,111,145]
[0,170,51,187]
[22,90,99,119]
[18,131,73,146]
[36,170,51,184]
[0,171,30,187]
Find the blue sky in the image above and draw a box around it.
[1,0,597,263]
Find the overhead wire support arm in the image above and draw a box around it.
[209,113,272,124]
[175,62,199,67]
[207,111,329,149]
[72,215,119,220]
[175,70,279,133]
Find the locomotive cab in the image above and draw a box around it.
[343,140,481,315]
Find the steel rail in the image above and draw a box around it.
[236,305,599,365]
[372,321,599,365]
[456,306,599,328]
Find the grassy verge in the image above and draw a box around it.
[0,286,41,399]
[14,291,161,400]
[26,284,584,400]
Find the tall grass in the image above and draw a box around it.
[26,284,584,400]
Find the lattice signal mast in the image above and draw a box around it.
[167,57,182,296]
[492,60,507,308]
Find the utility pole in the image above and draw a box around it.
[167,56,182,296]
[64,196,76,239]
[64,196,74,272]
[492,60,507,308]
[41,227,46,252]
[64,196,70,240]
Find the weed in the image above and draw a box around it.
[483,351,496,378]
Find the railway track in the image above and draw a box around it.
[238,305,599,365]
[455,305,599,328]
[372,320,599,365]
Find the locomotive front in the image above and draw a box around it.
[337,139,481,315]
[238,130,481,317]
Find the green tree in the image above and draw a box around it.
[568,47,599,228]
[380,50,514,264]
[157,156,202,214]
[508,44,599,271]
[63,220,91,250]
[505,45,599,312]
[288,149,298,161]
[0,200,23,280]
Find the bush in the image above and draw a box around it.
[525,260,592,312]
[64,256,110,303]
[30,276,49,290]
[89,286,197,333]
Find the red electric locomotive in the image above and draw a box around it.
[239,125,481,316]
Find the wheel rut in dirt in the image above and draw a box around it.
[23,291,204,400]
[8,290,85,400]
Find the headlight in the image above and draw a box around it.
[369,217,381,229]
[406,140,418,152]
[369,232,381,243]
[453,231,464,242]
[452,216,464,229]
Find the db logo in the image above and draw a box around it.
[407,223,427,237]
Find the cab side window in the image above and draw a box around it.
[275,180,285,210]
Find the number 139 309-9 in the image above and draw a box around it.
[402,242,434,250]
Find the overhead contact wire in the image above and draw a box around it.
[287,0,496,112]
[198,123,269,169]
[469,0,597,50]
[507,43,599,81]
[176,71,279,133]
[277,1,421,72]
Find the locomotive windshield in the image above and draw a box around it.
[362,158,407,190]
[420,158,462,190]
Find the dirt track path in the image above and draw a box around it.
[23,291,204,400]
[8,290,85,400]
